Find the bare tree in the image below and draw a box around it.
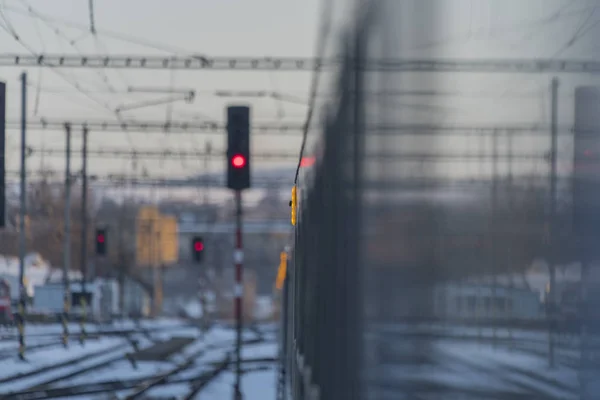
[0,177,96,270]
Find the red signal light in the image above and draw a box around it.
[97,234,105,243]
[194,241,204,252]
[232,154,246,168]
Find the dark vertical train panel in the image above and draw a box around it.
[0,81,5,228]
[574,86,600,254]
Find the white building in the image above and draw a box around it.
[434,281,542,320]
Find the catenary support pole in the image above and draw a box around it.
[17,72,27,360]
[491,129,498,348]
[548,77,559,368]
[233,189,244,400]
[80,124,89,345]
[62,123,72,348]
[204,141,211,207]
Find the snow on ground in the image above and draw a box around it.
[0,339,130,392]
[0,337,125,380]
[196,369,277,400]
[184,300,204,319]
[242,342,277,359]
[0,317,194,337]
[64,360,175,385]
[367,334,580,399]
[441,343,579,392]
[254,296,274,321]
[145,381,191,398]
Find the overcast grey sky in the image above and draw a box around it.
[0,0,319,182]
[2,0,600,188]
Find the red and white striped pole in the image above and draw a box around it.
[233,189,244,400]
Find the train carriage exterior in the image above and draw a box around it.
[277,1,600,400]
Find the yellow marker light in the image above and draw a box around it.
[275,251,288,290]
[290,186,297,226]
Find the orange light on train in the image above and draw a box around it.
[290,186,297,226]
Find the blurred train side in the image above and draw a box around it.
[283,1,461,398]
[280,1,559,399]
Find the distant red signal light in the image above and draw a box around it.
[194,241,204,252]
[300,156,315,167]
[97,234,105,243]
[232,154,246,168]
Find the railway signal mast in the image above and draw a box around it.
[226,105,251,400]
[95,228,107,256]
[192,236,205,263]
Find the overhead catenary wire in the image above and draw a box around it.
[21,146,558,162]
[1,3,201,55]
[0,119,580,135]
[6,53,600,72]
[408,0,593,52]
[6,0,152,176]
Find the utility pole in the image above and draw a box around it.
[506,131,515,349]
[225,105,250,400]
[491,129,498,348]
[80,124,89,345]
[117,219,125,319]
[152,229,163,317]
[17,72,27,360]
[477,131,484,344]
[548,77,559,368]
[233,189,243,400]
[62,123,72,348]
[204,141,211,207]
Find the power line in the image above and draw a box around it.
[27,146,553,162]
[2,4,202,55]
[3,119,577,135]
[3,170,292,188]
[30,147,298,160]
[6,119,304,133]
[4,54,600,73]
[20,87,555,99]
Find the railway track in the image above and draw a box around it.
[0,320,197,341]
[0,341,134,398]
[1,356,276,399]
[1,328,273,399]
[122,352,232,400]
[0,340,66,359]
